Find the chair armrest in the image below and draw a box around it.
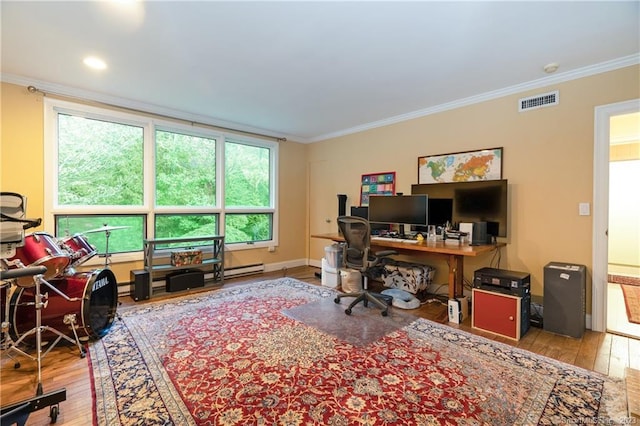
[374,249,397,257]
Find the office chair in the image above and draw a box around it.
[334,216,397,316]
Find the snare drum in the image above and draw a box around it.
[59,234,97,268]
[5,232,70,286]
[8,269,118,341]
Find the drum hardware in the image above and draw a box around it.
[85,223,128,269]
[7,275,86,357]
[62,313,84,348]
[2,274,86,382]
[0,271,67,422]
[1,193,67,423]
[83,225,129,234]
[1,318,21,368]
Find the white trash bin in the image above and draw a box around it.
[321,258,341,288]
[324,244,343,269]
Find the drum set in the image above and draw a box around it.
[1,230,120,357]
[0,191,122,423]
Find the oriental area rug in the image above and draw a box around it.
[88,278,628,425]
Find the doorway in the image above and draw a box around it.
[592,99,640,336]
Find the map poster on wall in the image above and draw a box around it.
[418,147,503,184]
[360,171,396,206]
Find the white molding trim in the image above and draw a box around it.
[0,73,294,143]
[592,98,640,332]
[312,54,640,143]
[3,54,638,144]
[264,258,309,274]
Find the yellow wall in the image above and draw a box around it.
[3,65,639,311]
[0,82,308,283]
[308,65,640,312]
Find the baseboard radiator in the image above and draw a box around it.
[224,263,265,278]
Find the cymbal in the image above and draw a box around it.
[83,225,129,234]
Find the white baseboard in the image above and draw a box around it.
[265,258,308,273]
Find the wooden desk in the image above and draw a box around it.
[312,233,504,299]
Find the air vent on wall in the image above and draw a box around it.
[518,90,559,112]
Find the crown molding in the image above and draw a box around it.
[3,53,638,144]
[0,73,296,142]
[309,54,640,143]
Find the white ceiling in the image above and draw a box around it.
[1,1,639,143]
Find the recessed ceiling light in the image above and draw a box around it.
[83,56,107,70]
[543,63,559,74]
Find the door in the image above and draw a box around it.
[592,99,640,333]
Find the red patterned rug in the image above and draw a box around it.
[621,284,640,324]
[88,278,627,425]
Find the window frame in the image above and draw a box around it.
[44,98,279,264]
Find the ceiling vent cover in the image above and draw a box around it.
[518,90,559,112]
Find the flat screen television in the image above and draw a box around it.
[427,198,453,227]
[411,179,508,238]
[368,195,428,236]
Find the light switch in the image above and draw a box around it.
[579,202,590,216]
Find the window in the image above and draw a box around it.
[154,214,218,249]
[155,130,216,207]
[57,114,144,206]
[224,141,274,244]
[55,215,145,254]
[45,99,278,260]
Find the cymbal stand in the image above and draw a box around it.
[3,274,85,396]
[97,227,113,269]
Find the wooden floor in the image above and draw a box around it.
[1,266,638,425]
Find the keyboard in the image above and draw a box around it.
[371,236,419,244]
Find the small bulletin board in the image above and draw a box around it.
[360,171,396,206]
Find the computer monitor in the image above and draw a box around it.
[350,206,390,234]
[411,179,508,238]
[368,195,428,236]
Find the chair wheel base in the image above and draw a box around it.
[345,308,352,315]
[334,297,340,304]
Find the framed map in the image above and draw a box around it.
[360,171,396,206]
[418,147,503,184]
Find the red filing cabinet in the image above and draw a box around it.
[472,288,530,340]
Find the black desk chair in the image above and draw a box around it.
[334,216,397,316]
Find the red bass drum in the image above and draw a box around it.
[9,269,118,341]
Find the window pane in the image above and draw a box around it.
[54,215,145,254]
[155,130,216,206]
[58,114,143,205]
[225,142,270,207]
[225,213,272,243]
[155,214,218,248]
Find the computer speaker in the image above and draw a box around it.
[471,222,488,245]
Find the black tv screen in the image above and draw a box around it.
[411,179,508,237]
[368,195,428,226]
[428,198,453,227]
